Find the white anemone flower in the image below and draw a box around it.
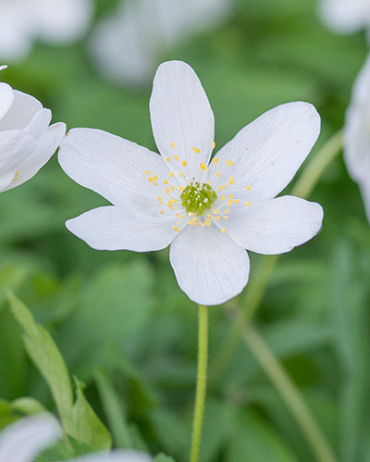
[319,0,370,35]
[0,0,93,62]
[0,414,152,462]
[89,0,231,86]
[59,61,324,306]
[344,54,370,224]
[0,72,66,193]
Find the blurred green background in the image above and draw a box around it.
[1,0,370,461]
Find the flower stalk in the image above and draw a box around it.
[244,325,338,462]
[190,304,209,462]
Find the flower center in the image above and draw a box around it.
[180,181,217,216]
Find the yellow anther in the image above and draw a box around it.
[220,195,225,201]
[165,157,171,162]
[235,199,240,204]
[170,172,174,178]
[170,186,175,191]
[193,147,200,154]
[213,157,219,164]
[180,171,185,177]
[246,185,251,190]
[167,201,174,210]
[228,194,233,199]
[176,214,184,219]
[211,141,216,149]
[224,216,229,221]
[216,171,220,177]
[163,179,169,185]
[214,209,219,215]
[144,170,150,175]
[217,185,224,191]
[174,155,179,161]
[200,162,206,171]
[148,177,154,183]
[224,208,229,214]
[178,186,184,191]
[201,223,206,227]
[226,159,234,166]
[221,228,226,233]
[153,174,158,182]
[188,212,194,217]
[208,214,213,218]
[165,188,170,194]
[228,200,234,207]
[173,226,180,232]
[182,160,187,167]
[160,209,164,214]
[216,216,221,221]
[13,171,19,181]
[245,202,251,207]
[170,199,177,203]
[171,141,176,148]
[229,176,235,184]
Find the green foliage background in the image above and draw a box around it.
[1,0,370,461]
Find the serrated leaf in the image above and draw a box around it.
[68,377,112,451]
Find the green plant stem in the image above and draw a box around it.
[190,304,209,462]
[209,129,343,386]
[244,325,338,462]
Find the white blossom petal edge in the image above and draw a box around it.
[59,60,324,306]
[0,414,61,462]
[0,415,152,462]
[0,73,66,193]
[344,53,370,224]
[318,0,370,35]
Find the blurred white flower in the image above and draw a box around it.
[59,61,324,306]
[0,72,66,193]
[319,0,370,35]
[0,0,94,62]
[89,0,231,86]
[344,54,370,223]
[0,414,152,462]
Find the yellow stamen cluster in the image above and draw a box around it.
[142,140,252,236]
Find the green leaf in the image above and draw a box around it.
[95,368,133,449]
[7,292,112,451]
[226,410,299,462]
[11,397,48,415]
[6,291,74,428]
[153,454,176,462]
[69,377,112,451]
[0,400,18,430]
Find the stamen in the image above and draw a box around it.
[221,228,226,233]
[193,147,200,154]
[245,202,251,207]
[213,157,219,164]
[174,155,179,161]
[182,160,187,166]
[144,170,150,175]
[211,141,216,149]
[171,141,176,148]
[163,179,169,185]
[166,157,170,162]
[246,185,251,190]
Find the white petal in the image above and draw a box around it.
[33,0,93,43]
[319,0,369,33]
[68,450,152,462]
[213,102,320,201]
[150,61,215,178]
[0,130,36,192]
[169,224,250,305]
[0,82,14,122]
[357,176,370,224]
[344,54,370,182]
[0,90,42,131]
[58,128,171,208]
[67,206,177,252]
[24,108,52,139]
[0,415,61,462]
[3,122,66,192]
[224,196,324,255]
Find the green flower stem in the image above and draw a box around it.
[209,129,343,386]
[244,325,338,462]
[190,304,209,462]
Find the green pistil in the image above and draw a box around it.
[180,182,217,216]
